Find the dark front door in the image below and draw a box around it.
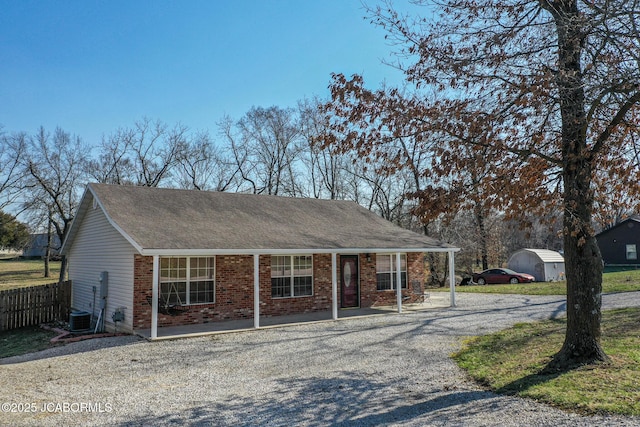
[340,255,359,308]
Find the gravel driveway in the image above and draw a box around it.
[1,292,639,427]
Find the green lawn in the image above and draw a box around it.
[432,269,640,295]
[0,259,64,358]
[0,259,62,290]
[443,269,640,416]
[0,325,59,358]
[454,307,640,416]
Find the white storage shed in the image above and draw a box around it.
[507,249,565,282]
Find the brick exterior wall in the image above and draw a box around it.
[133,254,154,330]
[133,252,427,329]
[360,252,425,307]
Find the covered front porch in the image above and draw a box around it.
[136,291,451,340]
[144,249,459,340]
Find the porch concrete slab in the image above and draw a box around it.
[135,293,450,340]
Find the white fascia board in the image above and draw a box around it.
[140,247,460,257]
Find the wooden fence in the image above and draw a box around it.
[0,281,71,331]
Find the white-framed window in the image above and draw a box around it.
[376,253,407,291]
[626,244,637,260]
[271,255,313,298]
[160,256,215,305]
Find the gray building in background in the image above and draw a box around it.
[596,217,640,269]
[507,248,565,282]
[22,233,61,258]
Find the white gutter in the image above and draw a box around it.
[139,247,460,257]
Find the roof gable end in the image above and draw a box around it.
[60,184,143,255]
[596,217,640,239]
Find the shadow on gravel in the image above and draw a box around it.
[495,370,564,396]
[118,375,498,427]
[383,297,569,343]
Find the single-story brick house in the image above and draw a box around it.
[61,183,459,339]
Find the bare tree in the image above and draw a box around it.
[21,127,88,282]
[224,106,303,196]
[174,131,240,191]
[0,127,27,210]
[503,211,564,256]
[298,98,353,199]
[87,130,136,185]
[88,118,186,187]
[131,119,186,187]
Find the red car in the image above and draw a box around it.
[472,268,535,285]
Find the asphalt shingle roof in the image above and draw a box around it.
[63,183,456,254]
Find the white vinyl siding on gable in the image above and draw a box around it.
[67,195,137,332]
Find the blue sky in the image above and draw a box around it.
[0,0,414,146]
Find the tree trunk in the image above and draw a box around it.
[44,243,51,278]
[545,0,608,370]
[547,164,608,370]
[44,217,52,278]
[58,255,68,284]
[475,205,489,270]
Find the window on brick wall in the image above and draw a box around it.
[376,253,407,291]
[160,256,215,304]
[271,255,313,298]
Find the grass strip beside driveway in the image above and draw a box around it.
[434,269,640,295]
[0,326,59,358]
[453,307,640,416]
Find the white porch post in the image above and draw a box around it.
[449,250,457,307]
[151,255,159,340]
[331,253,338,320]
[254,254,260,328]
[396,252,403,313]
